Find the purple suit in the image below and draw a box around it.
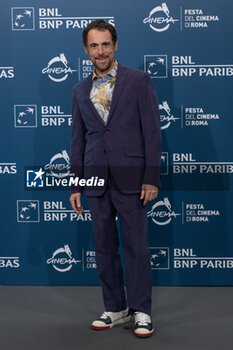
[71,63,161,315]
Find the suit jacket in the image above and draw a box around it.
[70,63,161,196]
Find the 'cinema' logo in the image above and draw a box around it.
[42,53,77,82]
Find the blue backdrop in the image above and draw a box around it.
[0,0,233,285]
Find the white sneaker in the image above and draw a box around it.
[134,312,154,338]
[91,308,131,330]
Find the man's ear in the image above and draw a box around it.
[83,45,88,55]
[114,40,118,52]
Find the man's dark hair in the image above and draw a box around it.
[83,20,117,47]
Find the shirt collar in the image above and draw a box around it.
[92,60,118,80]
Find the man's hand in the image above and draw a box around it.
[69,192,83,214]
[140,184,159,206]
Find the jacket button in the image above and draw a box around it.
[105,129,110,133]
[103,150,106,153]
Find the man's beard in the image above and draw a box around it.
[93,57,114,73]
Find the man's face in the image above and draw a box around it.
[84,29,118,77]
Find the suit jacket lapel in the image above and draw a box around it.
[107,64,128,125]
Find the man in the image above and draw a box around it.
[70,20,161,338]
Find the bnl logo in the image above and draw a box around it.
[150,248,170,269]
[26,168,45,188]
[11,7,35,31]
[14,105,37,127]
[17,200,40,222]
[144,55,167,78]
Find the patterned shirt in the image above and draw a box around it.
[90,60,118,124]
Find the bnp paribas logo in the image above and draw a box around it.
[17,200,40,222]
[144,55,167,78]
[150,247,170,269]
[11,8,35,31]
[14,105,37,127]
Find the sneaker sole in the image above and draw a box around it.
[92,315,131,330]
[134,329,154,338]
